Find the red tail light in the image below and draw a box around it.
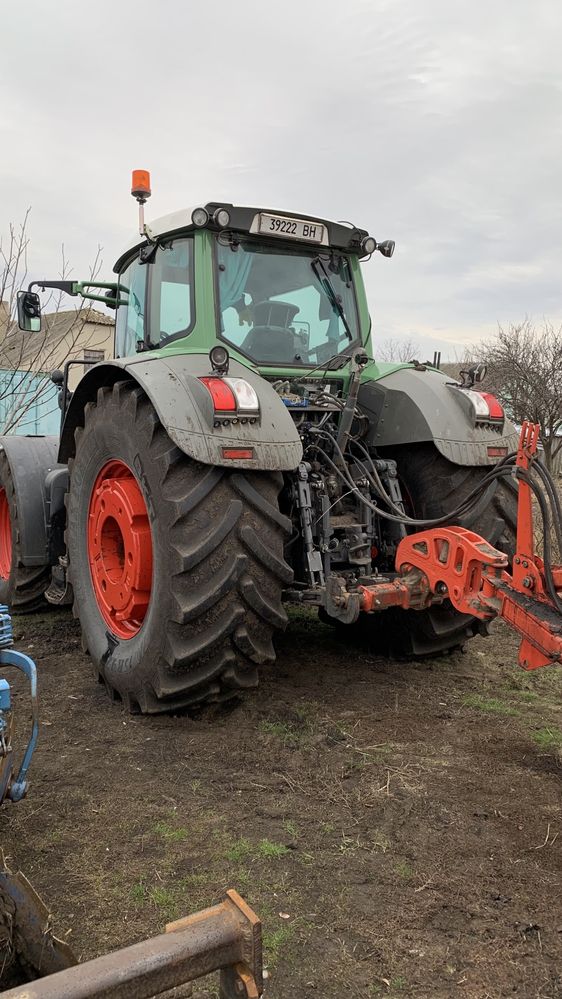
[478,392,504,421]
[199,377,237,412]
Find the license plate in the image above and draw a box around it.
[258,213,325,243]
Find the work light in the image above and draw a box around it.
[191,208,209,227]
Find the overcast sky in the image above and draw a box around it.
[2,0,561,358]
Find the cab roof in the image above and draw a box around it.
[113,202,371,273]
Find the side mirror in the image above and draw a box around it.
[459,362,487,389]
[471,362,487,384]
[17,291,41,332]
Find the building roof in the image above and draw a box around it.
[0,306,114,373]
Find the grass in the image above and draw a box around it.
[154,820,188,842]
[394,860,414,880]
[262,925,294,968]
[283,818,298,839]
[225,836,289,862]
[462,694,519,716]
[532,726,562,750]
[259,719,301,744]
[150,886,178,910]
[370,829,391,853]
[511,689,541,703]
[259,701,323,747]
[130,882,147,903]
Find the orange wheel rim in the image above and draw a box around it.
[87,460,153,639]
[0,489,11,579]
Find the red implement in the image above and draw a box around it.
[359,423,562,671]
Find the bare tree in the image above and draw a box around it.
[0,211,106,434]
[480,319,562,472]
[377,336,418,363]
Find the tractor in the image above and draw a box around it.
[1,171,561,714]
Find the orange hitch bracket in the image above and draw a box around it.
[359,423,562,671]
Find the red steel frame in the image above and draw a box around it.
[358,423,562,671]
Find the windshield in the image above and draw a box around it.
[216,238,359,366]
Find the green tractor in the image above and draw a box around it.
[3,172,560,714]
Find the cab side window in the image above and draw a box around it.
[115,256,147,358]
[148,238,193,347]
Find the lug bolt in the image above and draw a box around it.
[522,577,532,588]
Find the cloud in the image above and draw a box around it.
[1,0,560,357]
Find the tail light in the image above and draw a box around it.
[199,377,237,412]
[199,377,260,416]
[478,392,504,421]
[461,389,504,424]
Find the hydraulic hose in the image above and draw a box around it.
[306,425,562,611]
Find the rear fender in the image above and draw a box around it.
[359,366,518,466]
[0,436,61,567]
[59,354,303,470]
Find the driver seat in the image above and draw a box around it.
[241,300,301,363]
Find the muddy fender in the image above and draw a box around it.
[59,354,303,471]
[359,367,518,466]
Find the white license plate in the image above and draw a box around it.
[258,213,325,243]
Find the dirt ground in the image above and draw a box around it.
[1,608,561,999]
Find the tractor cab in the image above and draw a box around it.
[112,194,394,371]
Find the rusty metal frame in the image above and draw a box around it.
[0,890,262,999]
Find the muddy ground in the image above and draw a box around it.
[1,609,561,998]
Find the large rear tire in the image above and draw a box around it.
[355,444,517,656]
[0,452,50,612]
[66,381,293,713]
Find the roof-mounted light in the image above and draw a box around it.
[213,208,231,228]
[191,207,209,227]
[131,169,151,237]
[131,170,151,201]
[361,236,377,255]
[377,240,395,258]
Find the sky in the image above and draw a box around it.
[2,0,561,359]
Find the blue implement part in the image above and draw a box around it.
[0,605,13,648]
[0,677,10,711]
[0,648,38,802]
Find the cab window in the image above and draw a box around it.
[148,237,194,347]
[115,256,147,357]
[216,238,358,366]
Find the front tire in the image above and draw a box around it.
[66,382,293,713]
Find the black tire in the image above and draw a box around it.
[66,381,293,713]
[352,444,517,656]
[0,452,50,613]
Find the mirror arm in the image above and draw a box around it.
[28,279,79,295]
[28,280,124,307]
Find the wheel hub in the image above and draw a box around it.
[0,489,12,580]
[87,460,152,638]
